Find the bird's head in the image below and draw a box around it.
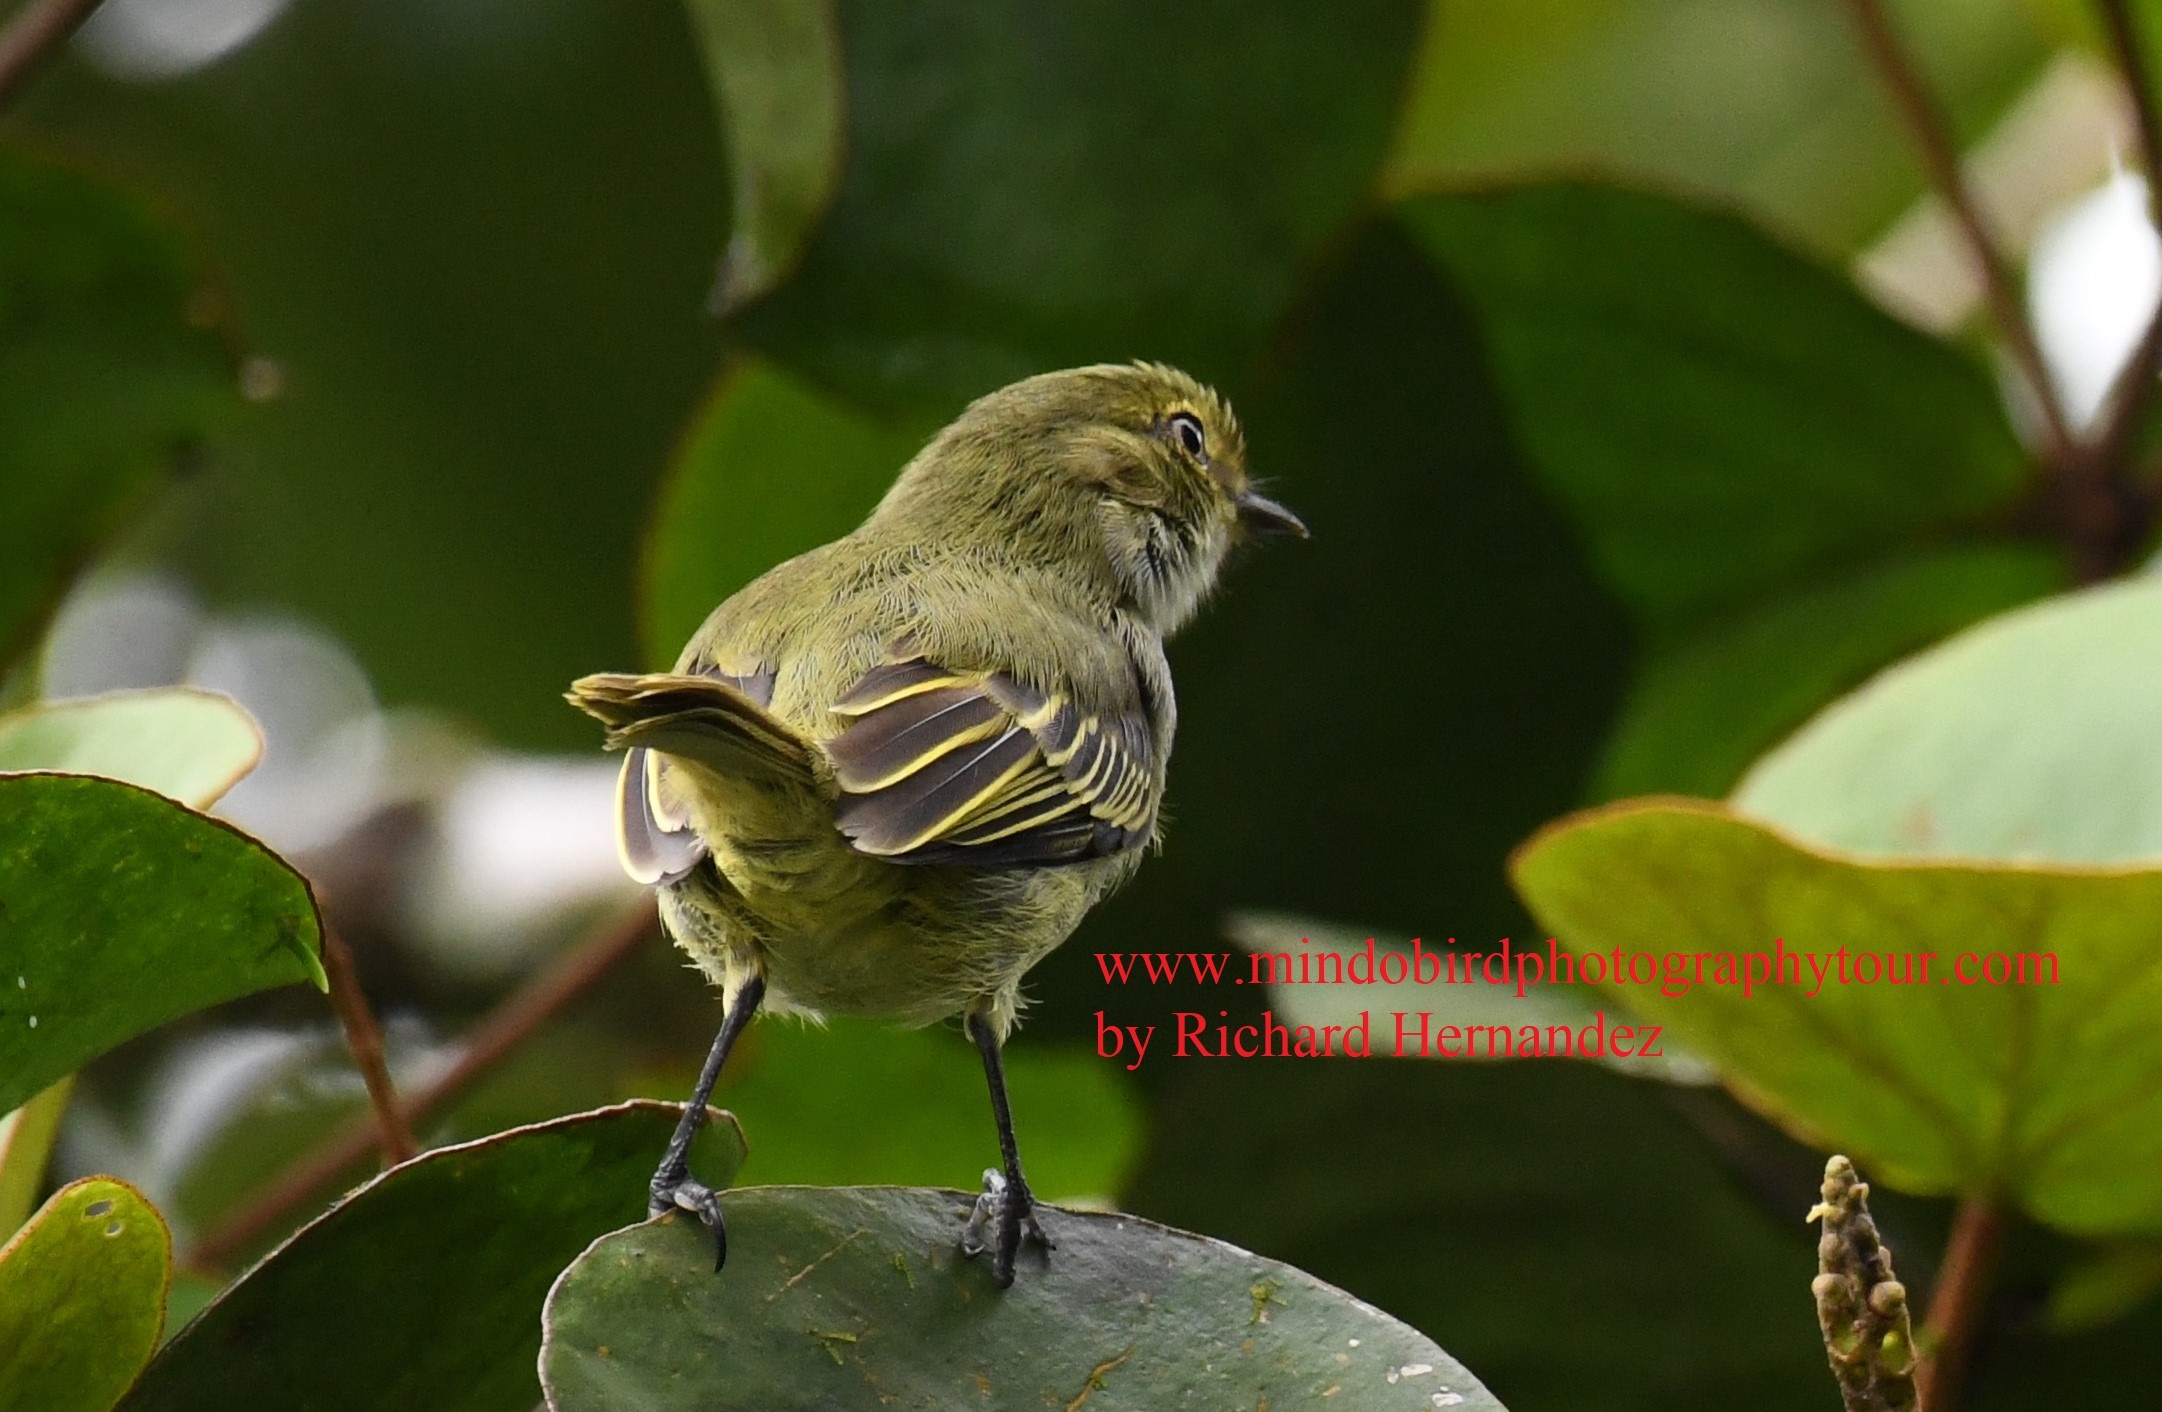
[878,362,1305,635]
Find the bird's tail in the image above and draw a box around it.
[566,672,815,786]
[566,672,821,886]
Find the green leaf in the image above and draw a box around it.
[0,1176,170,1412]
[1596,545,2064,798]
[0,152,233,669]
[1510,799,2162,1234]
[121,1101,744,1412]
[0,688,261,808]
[1386,0,2057,255]
[0,773,323,1115]
[0,1078,73,1241]
[540,1186,1506,1411]
[0,686,263,1245]
[1736,574,2162,863]
[734,0,1426,411]
[712,1018,1141,1199]
[1398,184,2033,631]
[641,358,919,664]
[685,0,845,312]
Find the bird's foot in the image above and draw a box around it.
[960,1167,1055,1288]
[651,1166,729,1271]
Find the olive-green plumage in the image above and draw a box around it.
[566,361,1301,1285]
[571,361,1299,1038]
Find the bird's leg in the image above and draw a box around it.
[651,971,765,1271]
[960,1008,1055,1287]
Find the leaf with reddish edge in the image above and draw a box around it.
[119,1101,745,1412]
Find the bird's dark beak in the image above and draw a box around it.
[1236,489,1308,540]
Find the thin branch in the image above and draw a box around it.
[189,897,659,1268]
[2102,0,2162,194]
[1840,0,2079,468]
[320,927,418,1166]
[1915,1197,2007,1412]
[2092,0,2162,519]
[1811,1155,1918,1412]
[0,0,101,109]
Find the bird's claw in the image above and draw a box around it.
[651,1167,728,1271]
[960,1168,1054,1287]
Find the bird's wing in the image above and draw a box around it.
[825,655,1158,867]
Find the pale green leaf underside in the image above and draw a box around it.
[0,688,262,809]
[1738,574,2162,864]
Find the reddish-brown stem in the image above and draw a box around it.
[1839,0,2079,469]
[320,928,418,1167]
[0,0,101,108]
[189,897,659,1269]
[1915,1198,2007,1412]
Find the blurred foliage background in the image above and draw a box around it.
[5,0,2162,1407]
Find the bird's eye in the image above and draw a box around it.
[1167,411,1206,458]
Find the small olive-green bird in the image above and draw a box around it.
[567,361,1303,1287]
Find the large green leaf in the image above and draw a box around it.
[541,1185,1505,1410]
[1511,800,2162,1235]
[684,0,844,312]
[641,358,918,664]
[1386,0,2058,256]
[0,688,260,808]
[0,152,233,669]
[734,0,1426,411]
[0,773,323,1116]
[1736,574,2162,863]
[1398,184,2033,631]
[121,1101,744,1412]
[0,1177,170,1412]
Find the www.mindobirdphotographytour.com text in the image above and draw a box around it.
[1090,934,2061,1070]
